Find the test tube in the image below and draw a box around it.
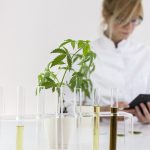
[109,88,118,150]
[76,88,82,117]
[58,86,64,117]
[73,87,80,117]
[16,86,25,150]
[59,87,64,149]
[35,86,46,150]
[36,86,45,119]
[93,88,100,150]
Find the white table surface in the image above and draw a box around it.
[0,116,150,150]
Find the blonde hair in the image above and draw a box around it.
[102,0,143,24]
[102,0,143,38]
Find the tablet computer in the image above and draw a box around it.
[129,94,150,109]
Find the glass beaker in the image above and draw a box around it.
[44,85,78,149]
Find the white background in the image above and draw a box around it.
[0,0,150,115]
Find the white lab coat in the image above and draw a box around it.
[91,34,150,106]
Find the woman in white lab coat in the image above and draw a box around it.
[91,0,150,123]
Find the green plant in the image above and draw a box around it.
[37,39,96,98]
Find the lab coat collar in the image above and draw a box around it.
[100,33,129,52]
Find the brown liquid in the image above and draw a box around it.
[109,107,117,150]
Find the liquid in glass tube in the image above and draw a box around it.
[93,106,100,150]
[16,125,24,150]
[16,86,25,150]
[109,107,117,150]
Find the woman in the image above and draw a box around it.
[91,0,150,123]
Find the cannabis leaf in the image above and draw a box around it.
[37,39,96,98]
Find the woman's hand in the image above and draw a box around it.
[100,101,129,121]
[100,101,129,112]
[134,102,150,124]
[118,101,129,110]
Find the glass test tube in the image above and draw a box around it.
[109,88,118,150]
[93,88,100,150]
[36,86,45,119]
[73,87,80,117]
[35,86,47,150]
[16,86,25,150]
[75,88,82,150]
[78,88,82,117]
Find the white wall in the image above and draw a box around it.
[0,0,150,115]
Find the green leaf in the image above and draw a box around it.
[49,71,57,80]
[76,71,83,77]
[41,82,53,89]
[67,55,72,69]
[76,77,82,88]
[51,61,65,67]
[44,71,50,77]
[78,40,84,49]
[85,40,90,43]
[83,44,90,56]
[90,64,95,74]
[66,39,75,43]
[38,73,44,81]
[51,54,66,67]
[71,41,75,49]
[52,86,56,92]
[51,48,66,54]
[81,81,90,98]
[69,76,76,91]
[87,79,93,91]
[59,39,74,48]
[79,57,90,64]
[63,47,72,69]
[39,75,57,88]
[59,41,70,48]
[72,54,82,63]
[82,80,88,89]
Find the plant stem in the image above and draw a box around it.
[60,68,68,87]
[71,48,81,59]
[60,48,81,87]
